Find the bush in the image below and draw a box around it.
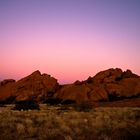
[13,100,40,110]
[74,101,93,112]
[61,99,76,105]
[0,103,5,107]
[44,98,62,105]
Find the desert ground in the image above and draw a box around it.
[0,104,140,140]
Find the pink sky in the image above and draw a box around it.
[0,0,140,84]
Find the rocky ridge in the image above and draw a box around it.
[0,68,140,106]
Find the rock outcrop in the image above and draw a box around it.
[0,68,140,105]
[54,68,140,103]
[90,68,140,100]
[54,84,91,103]
[12,70,59,102]
[0,70,59,103]
[0,79,16,102]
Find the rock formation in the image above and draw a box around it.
[0,70,59,103]
[54,68,140,103]
[0,68,140,106]
[54,84,91,103]
[0,79,16,102]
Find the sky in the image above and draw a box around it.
[0,0,140,84]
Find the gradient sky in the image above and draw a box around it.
[0,0,140,84]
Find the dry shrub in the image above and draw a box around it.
[0,105,140,140]
[12,100,40,110]
[45,98,62,105]
[0,103,5,107]
[73,101,93,112]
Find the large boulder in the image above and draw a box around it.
[105,78,140,98]
[91,68,140,101]
[0,79,16,101]
[0,70,59,103]
[54,83,109,103]
[92,68,138,84]
[55,84,91,103]
[53,68,140,103]
[13,70,59,102]
[88,86,109,101]
[92,68,123,84]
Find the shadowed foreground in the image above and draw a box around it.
[0,104,140,140]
